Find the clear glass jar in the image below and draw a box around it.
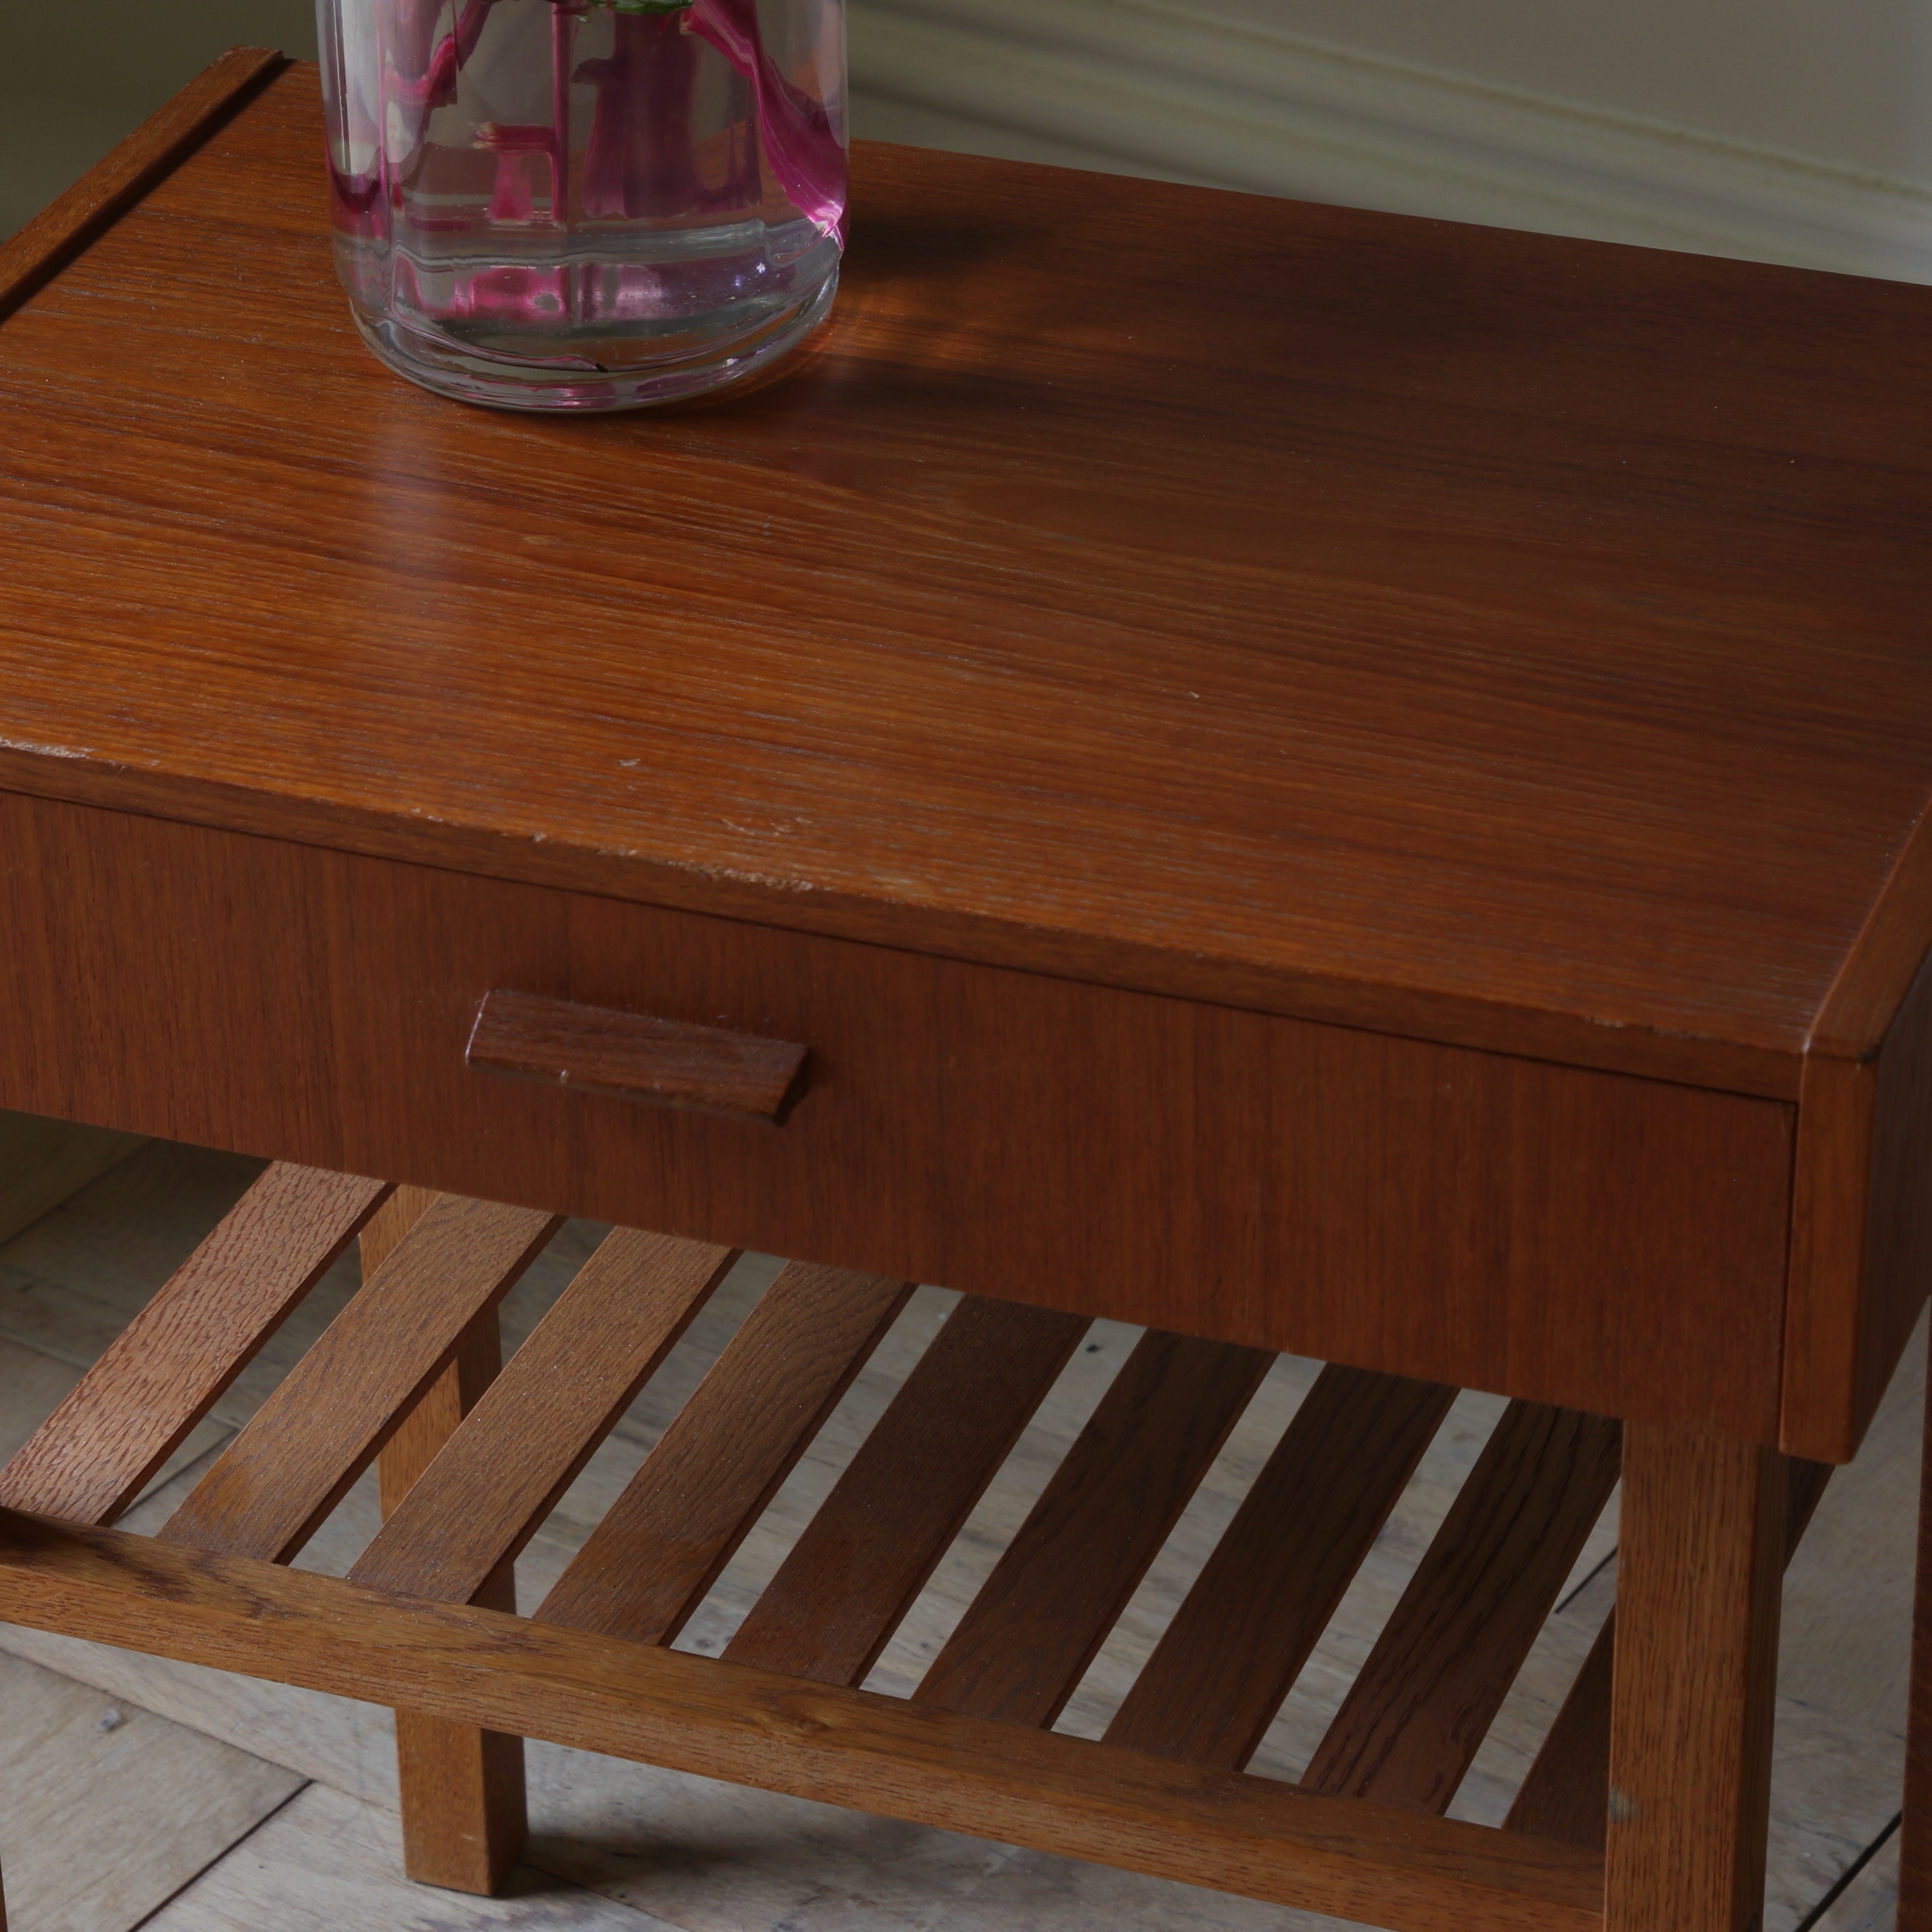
[317,0,846,410]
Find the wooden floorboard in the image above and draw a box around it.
[1785,1326,1924,1735]
[0,1645,301,1932]
[1811,1824,1901,1931]
[142,1781,666,1931]
[0,1108,145,1247]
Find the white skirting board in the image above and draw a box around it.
[846,0,1932,282]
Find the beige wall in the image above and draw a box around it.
[1,1,317,235]
[3,1,1929,275]
[846,0,1932,277]
[1205,0,1932,180]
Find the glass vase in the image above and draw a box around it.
[317,0,847,410]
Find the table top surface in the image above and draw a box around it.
[1,62,1929,1099]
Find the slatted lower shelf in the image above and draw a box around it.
[0,1161,1830,1932]
[0,1513,1601,1932]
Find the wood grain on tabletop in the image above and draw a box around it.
[537,1263,912,1642]
[0,1163,391,1527]
[1,72,1930,1105]
[4,57,1929,1466]
[914,1332,1273,1729]
[725,1295,1089,1686]
[1305,1402,1622,1814]
[0,791,1800,1443]
[0,1511,1607,1932]
[354,1226,738,1605]
[1605,1425,1787,1932]
[1105,1365,1458,1769]
[366,1184,528,1898]
[160,1194,561,1562]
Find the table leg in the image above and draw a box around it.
[365,1187,529,1895]
[1606,1422,1786,1932]
[1901,1356,1932,1929]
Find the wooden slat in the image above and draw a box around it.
[366,1184,526,1897]
[725,1296,1089,1685]
[1305,1401,1622,1813]
[158,1195,561,1563]
[536,1261,912,1642]
[914,1331,1273,1728]
[1506,1613,1615,1856]
[1507,1454,1834,1849]
[353,1226,739,1604]
[0,1510,1605,1932]
[0,1164,392,1526]
[1604,1425,1786,1932]
[0,48,286,320]
[1106,1365,1458,1767]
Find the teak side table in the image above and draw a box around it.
[0,47,1927,1932]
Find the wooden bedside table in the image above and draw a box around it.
[0,47,1927,1932]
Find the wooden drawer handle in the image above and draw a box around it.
[466,990,810,1126]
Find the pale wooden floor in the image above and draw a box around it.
[0,1136,1913,1932]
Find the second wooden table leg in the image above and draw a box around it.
[1900,1356,1932,1930]
[366,1185,529,1895]
[1606,1421,1786,1932]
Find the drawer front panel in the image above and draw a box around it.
[0,791,1793,1439]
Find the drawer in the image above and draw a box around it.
[0,789,1793,1439]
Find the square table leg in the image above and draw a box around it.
[1607,1422,1788,1932]
[365,1187,529,1895]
